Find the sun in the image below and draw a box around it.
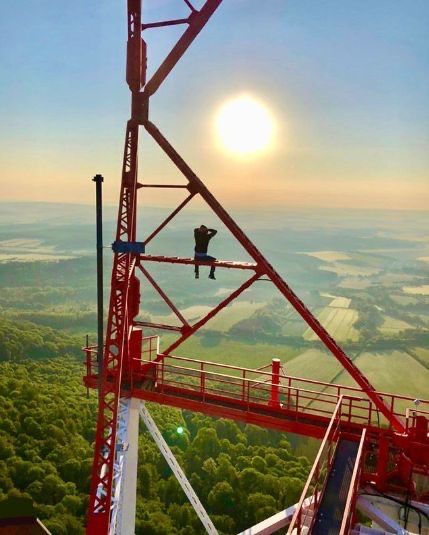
[215,94,276,156]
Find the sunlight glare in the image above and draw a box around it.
[215,95,276,156]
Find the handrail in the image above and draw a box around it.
[339,427,367,534]
[83,340,429,431]
[156,353,429,408]
[287,396,344,534]
[84,344,429,415]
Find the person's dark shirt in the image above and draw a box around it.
[194,228,217,253]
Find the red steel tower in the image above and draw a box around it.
[84,2,429,534]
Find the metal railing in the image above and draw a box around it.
[286,396,344,534]
[131,356,375,428]
[83,338,429,432]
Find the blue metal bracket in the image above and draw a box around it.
[112,241,145,254]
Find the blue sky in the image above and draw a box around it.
[0,0,428,209]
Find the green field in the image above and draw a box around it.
[283,349,343,384]
[320,263,380,277]
[379,315,414,333]
[303,306,359,342]
[207,301,266,331]
[410,347,429,369]
[160,334,301,371]
[149,300,266,330]
[335,350,429,401]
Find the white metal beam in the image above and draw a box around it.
[357,495,421,534]
[117,397,140,535]
[237,495,315,535]
[139,402,218,535]
[109,397,140,535]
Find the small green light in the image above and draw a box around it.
[177,426,184,435]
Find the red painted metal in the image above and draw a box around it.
[143,193,195,245]
[85,1,428,532]
[86,2,225,532]
[85,345,429,442]
[138,254,258,270]
[143,119,404,433]
[269,358,281,408]
[137,264,189,327]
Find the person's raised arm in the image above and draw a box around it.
[208,228,217,238]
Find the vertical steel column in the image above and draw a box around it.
[270,358,281,408]
[93,174,104,376]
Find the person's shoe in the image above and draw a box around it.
[208,274,216,280]
[195,273,199,279]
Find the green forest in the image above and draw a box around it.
[0,207,427,533]
[0,324,311,534]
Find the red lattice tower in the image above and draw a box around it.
[85,2,429,534]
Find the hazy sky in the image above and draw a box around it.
[0,0,428,210]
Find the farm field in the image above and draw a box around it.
[283,349,343,385]
[150,305,213,325]
[410,347,429,369]
[319,263,380,277]
[335,350,429,401]
[303,306,359,342]
[149,300,266,331]
[403,285,429,295]
[207,301,266,331]
[379,315,414,334]
[160,334,301,371]
[328,296,351,308]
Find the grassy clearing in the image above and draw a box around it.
[208,301,265,331]
[335,350,429,401]
[410,347,429,369]
[303,307,359,342]
[379,315,414,333]
[283,349,343,385]
[160,335,302,370]
[329,296,351,308]
[403,285,429,295]
[151,301,266,332]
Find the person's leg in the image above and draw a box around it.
[205,255,216,279]
[194,256,199,278]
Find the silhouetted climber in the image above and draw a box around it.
[194,225,217,279]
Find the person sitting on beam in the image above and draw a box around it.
[194,225,217,280]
